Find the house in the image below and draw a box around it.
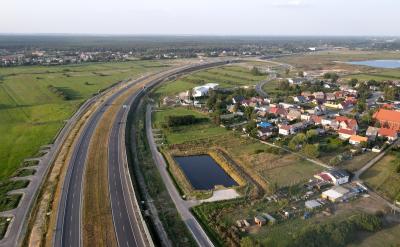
[232,95,245,104]
[378,127,398,141]
[366,126,378,141]
[279,102,295,109]
[269,107,288,117]
[305,200,322,210]
[301,114,312,122]
[258,127,274,138]
[313,92,325,101]
[257,122,272,128]
[326,93,336,101]
[287,109,301,121]
[373,109,400,131]
[293,95,308,103]
[315,169,350,185]
[338,128,356,140]
[322,186,349,202]
[279,125,293,136]
[262,213,276,225]
[192,83,218,97]
[254,215,266,227]
[310,115,322,125]
[336,116,358,131]
[349,135,368,145]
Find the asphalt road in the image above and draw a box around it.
[108,89,152,247]
[54,89,127,247]
[145,105,214,247]
[53,60,233,247]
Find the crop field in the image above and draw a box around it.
[361,151,400,202]
[0,60,171,180]
[153,64,267,98]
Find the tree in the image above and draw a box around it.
[244,107,254,120]
[278,80,291,91]
[285,68,290,75]
[306,129,318,142]
[348,78,358,87]
[303,144,320,158]
[356,100,366,113]
[298,71,305,77]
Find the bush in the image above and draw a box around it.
[166,115,206,127]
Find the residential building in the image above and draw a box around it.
[338,128,356,140]
[349,135,368,145]
[366,126,378,141]
[336,116,358,131]
[373,109,400,131]
[279,125,293,136]
[287,109,301,121]
[315,170,350,185]
[378,127,398,141]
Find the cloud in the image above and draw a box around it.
[271,0,309,8]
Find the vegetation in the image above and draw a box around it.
[0,60,170,180]
[290,213,381,247]
[0,180,29,211]
[128,100,197,246]
[0,217,9,240]
[166,115,207,127]
[361,149,400,202]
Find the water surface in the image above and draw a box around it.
[174,155,238,190]
[347,60,400,69]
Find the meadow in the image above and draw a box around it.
[0,60,170,180]
[361,151,400,202]
[153,64,268,98]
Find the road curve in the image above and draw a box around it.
[54,60,234,247]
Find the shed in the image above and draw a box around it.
[322,186,349,202]
[262,213,276,225]
[305,199,322,209]
[254,215,266,227]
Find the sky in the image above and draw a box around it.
[1,0,399,36]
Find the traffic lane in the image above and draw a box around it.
[109,105,141,247]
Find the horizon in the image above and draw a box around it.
[3,0,400,36]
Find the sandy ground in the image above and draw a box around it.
[201,189,240,203]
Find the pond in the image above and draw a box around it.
[174,155,238,190]
[347,60,400,69]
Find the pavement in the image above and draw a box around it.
[146,104,214,247]
[108,89,153,247]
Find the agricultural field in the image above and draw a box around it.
[361,151,400,202]
[0,60,171,180]
[153,64,268,99]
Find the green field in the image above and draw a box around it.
[361,151,400,202]
[153,107,228,144]
[153,64,267,98]
[0,60,170,180]
[343,69,400,81]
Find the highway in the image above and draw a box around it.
[54,84,132,247]
[54,60,232,247]
[108,89,152,247]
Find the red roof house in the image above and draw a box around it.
[373,109,400,131]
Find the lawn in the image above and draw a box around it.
[361,151,400,202]
[0,60,171,180]
[152,64,267,98]
[153,106,228,144]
